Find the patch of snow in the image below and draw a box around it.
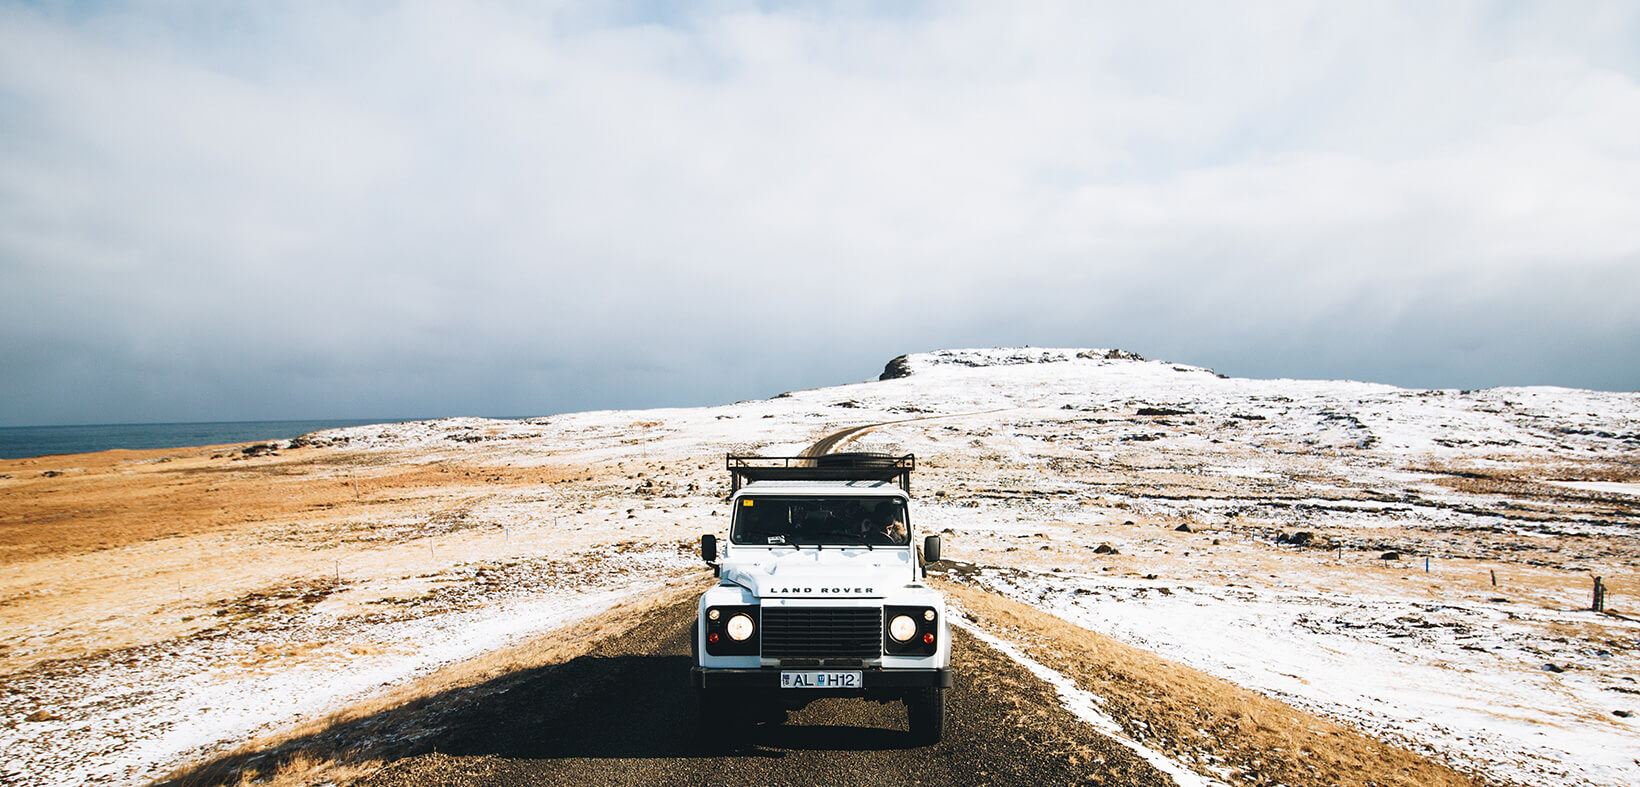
[0,549,695,787]
[972,567,1640,787]
[1543,481,1640,497]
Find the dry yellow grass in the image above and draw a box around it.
[939,581,1501,787]
[0,442,626,674]
[0,444,587,562]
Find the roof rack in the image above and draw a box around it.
[727,453,915,493]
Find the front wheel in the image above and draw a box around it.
[906,687,945,744]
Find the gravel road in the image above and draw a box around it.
[354,595,1175,787]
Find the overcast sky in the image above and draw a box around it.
[3,1,1638,426]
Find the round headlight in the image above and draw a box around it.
[889,614,917,642]
[707,608,721,621]
[726,613,755,641]
[922,609,936,622]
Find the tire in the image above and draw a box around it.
[906,687,945,745]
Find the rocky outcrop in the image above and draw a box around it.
[879,355,913,380]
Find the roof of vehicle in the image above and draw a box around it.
[732,479,911,498]
[727,453,915,492]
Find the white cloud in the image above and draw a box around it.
[2,1,1638,424]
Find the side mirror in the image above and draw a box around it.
[701,534,717,564]
[923,534,941,564]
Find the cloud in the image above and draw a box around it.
[2,1,1638,425]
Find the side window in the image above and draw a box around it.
[732,498,759,541]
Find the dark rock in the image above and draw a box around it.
[1543,663,1565,674]
[1137,407,1193,417]
[1380,551,1401,560]
[879,355,913,380]
[40,470,61,478]
[1093,544,1117,554]
[1288,531,1314,546]
[1614,710,1633,718]
[1123,520,1135,526]
[1174,524,1192,532]
[833,400,863,409]
[1078,349,1146,361]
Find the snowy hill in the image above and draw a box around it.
[4,348,1635,786]
[301,347,1640,783]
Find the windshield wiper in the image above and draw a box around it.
[829,532,874,551]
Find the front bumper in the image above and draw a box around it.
[692,666,953,690]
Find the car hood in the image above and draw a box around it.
[719,548,913,599]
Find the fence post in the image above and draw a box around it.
[1593,577,1605,612]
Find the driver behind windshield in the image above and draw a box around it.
[856,500,907,544]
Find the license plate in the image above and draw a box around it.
[780,670,862,689]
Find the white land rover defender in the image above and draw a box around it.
[692,453,952,744]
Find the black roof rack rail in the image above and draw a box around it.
[727,453,914,494]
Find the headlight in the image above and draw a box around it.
[889,614,917,642]
[726,613,756,641]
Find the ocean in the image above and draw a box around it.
[0,419,407,460]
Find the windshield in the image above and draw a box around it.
[732,496,909,546]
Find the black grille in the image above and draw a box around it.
[761,607,882,659]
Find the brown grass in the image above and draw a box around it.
[1415,458,1640,501]
[939,581,1503,787]
[216,752,383,787]
[0,444,589,563]
[0,441,621,673]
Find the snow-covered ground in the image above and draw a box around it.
[0,548,695,786]
[964,564,1639,787]
[5,347,1636,786]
